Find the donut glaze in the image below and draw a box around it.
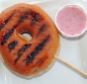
[0,3,60,78]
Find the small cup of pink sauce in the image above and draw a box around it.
[55,5,87,38]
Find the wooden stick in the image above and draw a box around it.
[55,56,87,78]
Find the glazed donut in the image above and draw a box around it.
[0,3,60,78]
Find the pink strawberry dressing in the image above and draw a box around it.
[56,5,87,37]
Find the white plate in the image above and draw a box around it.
[0,0,87,84]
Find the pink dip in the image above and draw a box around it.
[56,5,87,37]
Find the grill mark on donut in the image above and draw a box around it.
[25,35,50,65]
[37,24,47,36]
[36,55,48,67]
[14,44,31,63]
[31,13,41,24]
[1,28,14,45]
[8,40,18,51]
[0,13,14,31]
[0,11,29,45]
[12,11,29,28]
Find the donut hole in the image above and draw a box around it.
[20,32,32,41]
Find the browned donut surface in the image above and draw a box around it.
[0,3,60,78]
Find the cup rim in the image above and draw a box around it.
[55,4,87,38]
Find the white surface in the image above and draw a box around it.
[0,0,87,84]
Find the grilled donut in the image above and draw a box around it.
[0,3,60,78]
